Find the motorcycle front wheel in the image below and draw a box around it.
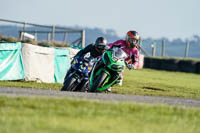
[61,75,77,91]
[76,80,88,92]
[88,72,108,92]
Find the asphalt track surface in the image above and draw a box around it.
[0,87,200,108]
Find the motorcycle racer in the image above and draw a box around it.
[107,30,140,86]
[75,37,107,59]
[61,37,107,91]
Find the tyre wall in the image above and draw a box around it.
[144,57,200,74]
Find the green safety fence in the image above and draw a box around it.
[0,42,79,83]
[54,48,70,83]
[0,42,25,80]
[70,44,83,50]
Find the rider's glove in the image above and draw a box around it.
[112,44,121,48]
[126,64,136,70]
[93,58,99,63]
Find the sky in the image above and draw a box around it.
[1,0,200,40]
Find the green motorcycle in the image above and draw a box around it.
[88,46,128,92]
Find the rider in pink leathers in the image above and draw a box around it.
[107,30,140,86]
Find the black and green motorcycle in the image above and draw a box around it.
[88,46,128,92]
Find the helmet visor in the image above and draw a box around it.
[97,44,105,50]
[128,38,138,44]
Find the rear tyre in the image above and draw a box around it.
[88,72,107,92]
[61,75,77,91]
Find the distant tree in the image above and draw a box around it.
[105,29,117,36]
[1,25,200,58]
[171,38,184,45]
[193,35,200,41]
[191,35,200,45]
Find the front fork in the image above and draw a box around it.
[90,59,104,86]
[63,67,74,83]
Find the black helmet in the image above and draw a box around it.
[95,37,107,51]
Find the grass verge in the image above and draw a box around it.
[0,69,200,99]
[0,96,200,133]
[113,69,200,99]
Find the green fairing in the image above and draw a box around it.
[102,51,125,72]
[89,48,126,91]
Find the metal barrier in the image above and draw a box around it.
[0,18,85,48]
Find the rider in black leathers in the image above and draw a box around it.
[75,37,107,58]
[63,37,108,83]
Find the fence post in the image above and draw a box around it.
[20,22,26,40]
[161,40,165,56]
[34,32,37,41]
[63,32,67,44]
[51,25,55,42]
[139,38,142,53]
[184,40,190,58]
[151,43,156,57]
[22,22,26,40]
[47,32,51,42]
[19,31,22,40]
[81,30,85,48]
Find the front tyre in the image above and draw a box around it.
[76,80,88,92]
[88,72,107,92]
[61,75,76,91]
